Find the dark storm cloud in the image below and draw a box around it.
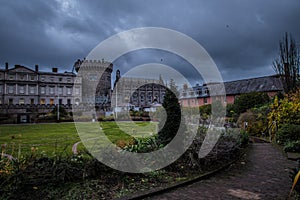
[0,0,299,82]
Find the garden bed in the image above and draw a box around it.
[0,130,247,199]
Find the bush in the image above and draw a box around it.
[268,90,300,128]
[283,141,300,153]
[276,124,300,145]
[231,92,270,116]
[239,130,249,146]
[236,104,270,136]
[123,136,161,153]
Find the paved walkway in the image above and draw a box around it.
[148,142,297,200]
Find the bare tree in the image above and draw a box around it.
[273,32,300,93]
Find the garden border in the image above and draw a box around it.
[116,145,249,200]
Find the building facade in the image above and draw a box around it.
[112,71,166,110]
[0,63,80,123]
[74,59,113,111]
[179,75,284,107]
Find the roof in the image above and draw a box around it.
[1,65,75,76]
[224,75,283,95]
[179,75,284,99]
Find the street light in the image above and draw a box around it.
[57,84,60,121]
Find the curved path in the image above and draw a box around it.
[148,141,297,200]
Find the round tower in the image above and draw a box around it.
[74,59,113,111]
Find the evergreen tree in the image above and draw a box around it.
[158,79,182,146]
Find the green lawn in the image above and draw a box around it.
[0,122,157,158]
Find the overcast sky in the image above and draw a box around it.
[0,0,299,84]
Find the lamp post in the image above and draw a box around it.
[115,85,118,119]
[57,84,60,121]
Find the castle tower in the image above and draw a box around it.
[75,59,113,111]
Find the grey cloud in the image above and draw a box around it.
[0,0,299,82]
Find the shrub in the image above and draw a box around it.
[237,107,269,136]
[268,90,300,128]
[284,141,300,153]
[199,104,211,117]
[276,124,300,145]
[123,136,161,153]
[232,92,270,115]
[239,130,249,146]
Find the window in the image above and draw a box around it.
[40,99,45,105]
[30,75,35,81]
[8,85,14,94]
[58,87,63,95]
[190,99,194,106]
[0,85,2,93]
[161,92,165,99]
[50,77,54,82]
[49,87,54,94]
[41,76,45,81]
[204,88,209,95]
[67,99,71,105]
[59,78,62,82]
[0,99,2,104]
[19,98,25,105]
[59,99,62,105]
[89,74,97,81]
[75,98,80,105]
[30,99,34,105]
[50,99,54,105]
[40,86,45,94]
[29,86,35,94]
[9,98,13,104]
[20,74,25,80]
[204,97,208,104]
[67,87,72,95]
[140,94,144,102]
[67,78,71,83]
[148,92,152,102]
[9,74,14,80]
[75,87,80,95]
[19,85,25,94]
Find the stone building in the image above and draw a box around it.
[73,59,113,111]
[112,71,166,111]
[0,63,80,123]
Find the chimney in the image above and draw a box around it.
[52,68,58,73]
[35,64,39,72]
[5,62,8,70]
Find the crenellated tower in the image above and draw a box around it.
[74,59,113,111]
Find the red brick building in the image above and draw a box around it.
[179,75,284,107]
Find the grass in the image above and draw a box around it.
[0,121,158,158]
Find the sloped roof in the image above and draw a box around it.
[1,65,75,76]
[224,75,283,95]
[7,65,36,73]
